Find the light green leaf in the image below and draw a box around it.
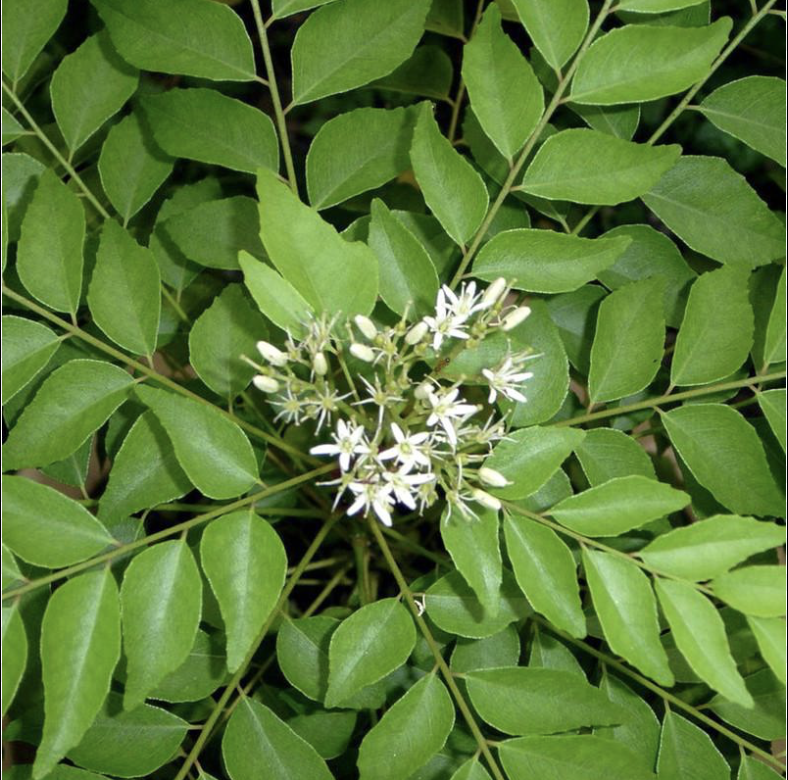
[276,615,338,702]
[576,428,656,486]
[4,359,134,470]
[462,5,543,161]
[655,578,752,706]
[88,221,161,357]
[642,156,785,268]
[2,475,114,568]
[473,229,631,294]
[50,30,138,152]
[441,507,502,617]
[450,758,493,780]
[425,0,464,38]
[288,710,357,760]
[90,0,256,81]
[709,669,785,740]
[3,152,46,243]
[758,389,786,452]
[747,616,787,685]
[98,111,174,224]
[571,103,641,141]
[257,167,378,318]
[2,0,67,82]
[583,549,673,686]
[739,756,784,780]
[325,598,416,707]
[2,604,27,716]
[189,284,268,398]
[619,0,707,10]
[451,625,521,673]
[639,515,785,581]
[151,629,228,703]
[373,45,453,101]
[520,129,681,205]
[504,514,585,638]
[223,698,333,780]
[1,544,23,590]
[410,103,489,246]
[135,385,258,500]
[712,566,785,618]
[2,106,26,145]
[16,169,85,316]
[141,88,278,175]
[306,106,416,210]
[120,540,202,709]
[571,19,731,104]
[661,403,784,517]
[368,198,439,318]
[357,674,454,780]
[485,426,585,500]
[550,475,690,537]
[271,0,338,19]
[698,76,786,167]
[510,0,588,70]
[545,285,605,374]
[763,267,786,366]
[588,277,666,403]
[201,510,287,672]
[657,710,730,780]
[291,0,431,104]
[1,315,61,404]
[35,570,121,779]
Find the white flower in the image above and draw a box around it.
[501,305,531,332]
[423,288,470,351]
[378,423,432,470]
[479,466,511,488]
[271,388,306,424]
[354,375,403,426]
[256,340,288,367]
[310,418,368,471]
[347,479,395,526]
[308,387,350,432]
[482,355,533,403]
[426,388,479,447]
[384,467,436,510]
[253,375,280,393]
[444,487,478,521]
[441,282,485,323]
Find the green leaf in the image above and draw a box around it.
[639,515,785,581]
[571,19,731,104]
[545,285,605,374]
[758,389,786,452]
[2,604,27,716]
[16,169,85,316]
[576,428,656,486]
[141,88,278,175]
[325,598,416,707]
[472,229,631,294]
[499,735,656,780]
[571,103,641,141]
[189,284,269,398]
[485,426,585,500]
[661,404,784,517]
[257,167,378,318]
[510,0,588,70]
[698,76,786,167]
[373,45,453,101]
[450,758,493,780]
[462,5,543,161]
[425,0,464,38]
[441,507,502,617]
[410,103,489,246]
[68,693,189,778]
[1,0,67,82]
[466,666,622,735]
[88,221,161,357]
[151,629,228,703]
[619,0,708,10]
[747,616,787,685]
[98,111,174,224]
[504,514,585,638]
[306,106,416,210]
[451,625,521,672]
[550,475,690,537]
[657,710,730,780]
[588,277,666,403]
[520,129,681,205]
[711,566,785,618]
[2,475,114,568]
[368,198,439,318]
[655,578,752,706]
[583,549,673,686]
[223,698,333,780]
[120,540,202,709]
[35,570,121,779]
[739,757,784,780]
[2,106,26,145]
[763,267,786,366]
[1,315,61,404]
[425,569,530,639]
[90,0,256,81]
[277,615,338,702]
[642,156,785,268]
[709,669,785,740]
[291,0,431,104]
[50,30,138,152]
[271,0,338,19]
[4,359,134,470]
[3,152,46,243]
[357,674,454,780]
[288,710,357,760]
[135,385,258,500]
[201,510,287,672]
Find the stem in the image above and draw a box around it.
[446,0,486,143]
[368,519,508,780]
[250,0,298,193]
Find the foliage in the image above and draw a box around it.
[1,0,786,779]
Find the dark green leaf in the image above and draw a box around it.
[1,604,28,716]
[2,0,67,82]
[656,710,729,780]
[576,428,656,485]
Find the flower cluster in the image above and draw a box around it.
[245,279,537,526]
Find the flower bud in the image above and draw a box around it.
[253,375,280,393]
[472,489,502,512]
[405,321,429,345]
[256,340,288,367]
[349,343,375,363]
[501,306,531,332]
[313,352,329,376]
[414,382,432,400]
[479,467,511,488]
[354,315,378,341]
[481,277,507,308]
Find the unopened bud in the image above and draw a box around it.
[479,467,511,488]
[501,306,531,332]
[350,343,375,363]
[414,382,432,400]
[481,277,507,308]
[253,375,280,393]
[405,321,429,345]
[354,315,378,341]
[313,352,329,376]
[256,340,288,367]
[472,489,502,512]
